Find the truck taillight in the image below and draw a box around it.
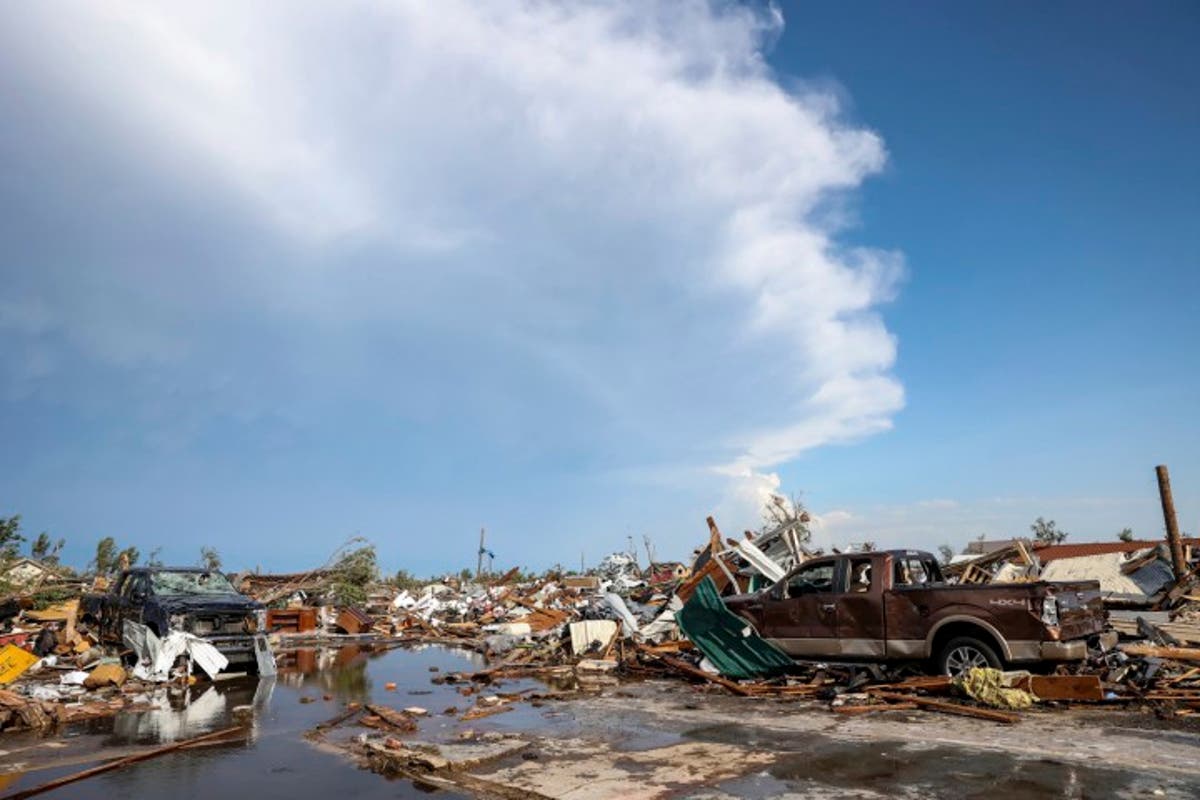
[1041,595,1060,627]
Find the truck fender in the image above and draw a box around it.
[925,614,1011,661]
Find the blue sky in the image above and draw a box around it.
[2,1,1197,575]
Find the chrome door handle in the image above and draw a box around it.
[820,603,836,612]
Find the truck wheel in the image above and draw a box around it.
[937,636,1001,677]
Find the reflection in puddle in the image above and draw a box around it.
[2,644,515,800]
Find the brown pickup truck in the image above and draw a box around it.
[724,549,1111,676]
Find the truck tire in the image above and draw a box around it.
[937,636,1001,677]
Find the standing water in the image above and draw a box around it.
[0,644,570,799]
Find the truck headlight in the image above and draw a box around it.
[248,610,266,632]
[169,614,189,632]
[1041,596,1060,627]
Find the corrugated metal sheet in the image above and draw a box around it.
[675,576,792,679]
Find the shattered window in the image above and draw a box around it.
[786,562,835,597]
[894,558,931,586]
[150,571,238,596]
[848,559,873,593]
[120,573,148,599]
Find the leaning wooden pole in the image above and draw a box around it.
[1157,465,1187,579]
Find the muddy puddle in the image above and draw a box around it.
[1,645,1198,799]
[0,643,575,799]
[684,722,1200,799]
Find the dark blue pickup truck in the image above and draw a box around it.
[81,567,268,673]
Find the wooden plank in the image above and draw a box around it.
[1109,618,1200,645]
[2,726,244,800]
[834,702,918,715]
[649,651,752,696]
[870,676,953,693]
[676,558,730,602]
[1015,675,1104,702]
[868,691,1020,723]
[460,704,514,721]
[1119,643,1200,661]
[364,704,417,731]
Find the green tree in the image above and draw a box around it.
[27,531,66,565]
[392,569,424,592]
[147,547,164,568]
[329,545,378,605]
[200,546,222,571]
[1031,517,1068,545]
[92,537,117,576]
[117,546,140,570]
[937,544,955,565]
[1117,528,1134,542]
[0,515,26,561]
[31,532,51,560]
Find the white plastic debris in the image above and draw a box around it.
[123,619,229,681]
[638,596,683,643]
[603,593,640,636]
[60,671,89,686]
[569,620,620,655]
[30,685,64,701]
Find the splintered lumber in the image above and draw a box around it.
[1015,675,1104,702]
[1110,618,1200,645]
[460,704,513,721]
[639,640,694,654]
[868,691,1020,724]
[312,704,363,733]
[676,557,731,602]
[868,676,953,693]
[364,704,418,731]
[649,652,752,696]
[2,725,245,800]
[1120,644,1200,662]
[834,702,918,715]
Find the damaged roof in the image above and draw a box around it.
[1034,539,1200,564]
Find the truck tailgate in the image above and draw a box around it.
[1049,581,1106,638]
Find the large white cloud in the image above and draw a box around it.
[1,1,903,546]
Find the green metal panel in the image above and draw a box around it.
[675,576,793,679]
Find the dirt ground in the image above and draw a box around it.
[393,681,1200,799]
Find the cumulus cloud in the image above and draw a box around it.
[1,1,903,555]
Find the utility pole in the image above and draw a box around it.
[1156,466,1187,579]
[476,527,486,579]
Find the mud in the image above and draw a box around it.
[0,644,1197,799]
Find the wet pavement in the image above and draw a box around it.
[1,644,1199,799]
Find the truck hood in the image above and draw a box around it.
[154,594,262,614]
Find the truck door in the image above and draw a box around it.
[834,556,886,657]
[100,573,125,642]
[762,559,839,657]
[108,572,147,641]
[882,553,938,658]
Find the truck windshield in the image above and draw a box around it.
[150,571,238,596]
